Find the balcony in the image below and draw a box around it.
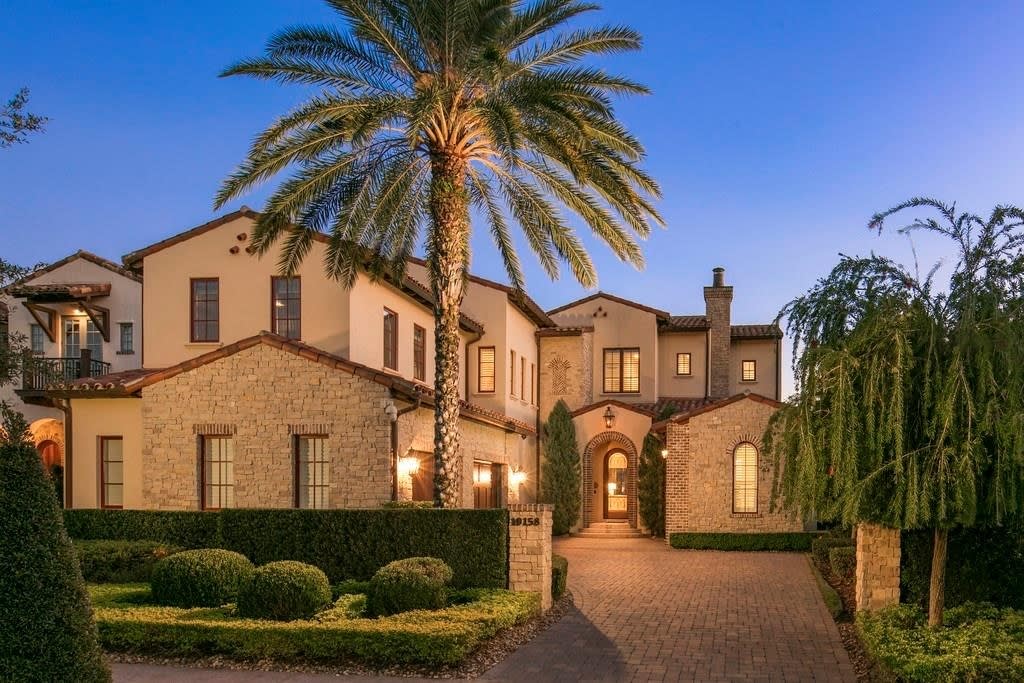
[17,350,111,406]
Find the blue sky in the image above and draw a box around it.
[2,0,1022,335]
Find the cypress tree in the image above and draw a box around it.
[638,406,675,537]
[0,404,110,682]
[541,400,581,535]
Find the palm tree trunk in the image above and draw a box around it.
[427,153,470,508]
[928,527,949,627]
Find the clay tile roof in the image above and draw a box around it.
[62,368,161,392]
[401,274,484,334]
[635,396,717,418]
[731,323,783,339]
[650,392,784,432]
[660,315,709,332]
[547,291,670,320]
[7,282,112,300]
[5,250,141,290]
[569,399,656,418]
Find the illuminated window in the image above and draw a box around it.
[413,325,426,381]
[603,348,640,393]
[733,442,758,513]
[478,346,495,392]
[100,436,123,509]
[271,276,301,340]
[201,436,234,510]
[742,360,756,382]
[383,308,397,370]
[676,352,691,376]
[295,435,329,509]
[190,278,219,342]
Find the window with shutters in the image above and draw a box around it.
[478,346,495,392]
[603,348,640,393]
[742,360,757,382]
[733,442,758,513]
[676,352,691,376]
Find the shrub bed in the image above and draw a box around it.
[89,584,540,667]
[669,532,817,552]
[238,561,332,621]
[66,508,508,589]
[858,603,1024,681]
[74,539,183,583]
[811,533,854,568]
[150,549,254,607]
[366,557,453,617]
[828,546,856,580]
[552,554,568,600]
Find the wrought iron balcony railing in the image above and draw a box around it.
[21,353,112,391]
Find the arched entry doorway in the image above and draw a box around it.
[582,431,638,528]
[37,440,61,469]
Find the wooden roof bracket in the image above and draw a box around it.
[80,302,110,342]
[24,302,58,343]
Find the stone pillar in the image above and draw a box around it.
[507,503,553,611]
[855,523,901,612]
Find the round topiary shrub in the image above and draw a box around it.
[150,548,254,607]
[237,561,332,621]
[366,557,453,617]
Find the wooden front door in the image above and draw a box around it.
[604,451,628,519]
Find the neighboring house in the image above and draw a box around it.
[17,209,798,539]
[0,251,143,481]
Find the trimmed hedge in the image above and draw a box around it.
[552,554,568,600]
[238,561,332,621]
[90,584,540,667]
[334,579,372,597]
[151,549,254,607]
[669,532,817,552]
[828,546,856,579]
[811,533,854,567]
[74,540,183,583]
[859,603,1024,682]
[66,508,508,589]
[366,557,453,617]
[902,526,1024,609]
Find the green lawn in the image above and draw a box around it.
[89,583,539,667]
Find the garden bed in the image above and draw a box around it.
[89,583,540,669]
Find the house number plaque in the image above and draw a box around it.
[510,516,541,527]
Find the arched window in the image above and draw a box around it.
[733,443,758,513]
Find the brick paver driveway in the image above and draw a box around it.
[483,536,855,682]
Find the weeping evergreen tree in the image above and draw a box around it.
[541,400,581,535]
[215,0,661,507]
[766,198,1024,627]
[637,405,674,537]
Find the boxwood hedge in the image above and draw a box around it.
[74,539,183,583]
[669,532,817,552]
[64,508,508,588]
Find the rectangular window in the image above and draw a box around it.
[520,356,526,400]
[295,435,329,509]
[271,276,301,340]
[190,278,220,342]
[742,360,757,382]
[85,320,103,361]
[201,436,234,510]
[100,436,123,509]
[603,348,640,393]
[383,308,397,370]
[733,443,758,513]
[477,346,495,393]
[118,322,134,354]
[530,362,536,405]
[30,323,45,355]
[510,350,517,397]
[413,324,426,382]
[676,352,691,376]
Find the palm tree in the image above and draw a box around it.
[215,0,662,507]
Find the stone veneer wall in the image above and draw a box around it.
[507,503,553,611]
[665,397,802,535]
[855,523,901,612]
[538,332,593,418]
[141,344,393,509]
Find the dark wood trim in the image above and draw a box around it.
[199,433,232,510]
[382,307,398,371]
[732,442,758,514]
[741,359,757,382]
[270,275,301,340]
[602,347,641,394]
[24,302,58,343]
[675,352,692,376]
[509,350,516,397]
[603,450,628,520]
[412,323,426,382]
[476,346,496,393]
[189,278,220,343]
[98,435,123,509]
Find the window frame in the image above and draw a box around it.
[382,307,398,371]
[118,322,134,355]
[509,350,517,397]
[675,352,692,376]
[30,323,46,355]
[99,435,124,509]
[602,347,641,394]
[294,434,329,509]
[189,278,220,343]
[412,324,426,382]
[741,359,757,382]
[477,346,496,393]
[520,356,526,401]
[732,442,759,514]
[530,362,536,405]
[200,435,234,510]
[270,276,302,340]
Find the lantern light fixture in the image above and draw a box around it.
[603,406,616,429]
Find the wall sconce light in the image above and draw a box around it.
[603,406,616,429]
[509,469,527,488]
[660,448,669,459]
[397,456,420,477]
[384,400,398,423]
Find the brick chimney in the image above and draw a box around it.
[704,267,733,399]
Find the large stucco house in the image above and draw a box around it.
[2,208,801,538]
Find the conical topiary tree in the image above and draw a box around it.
[638,406,675,537]
[0,404,110,682]
[541,400,581,535]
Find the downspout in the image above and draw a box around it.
[775,338,782,401]
[56,397,72,509]
[390,393,422,501]
[535,332,542,502]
